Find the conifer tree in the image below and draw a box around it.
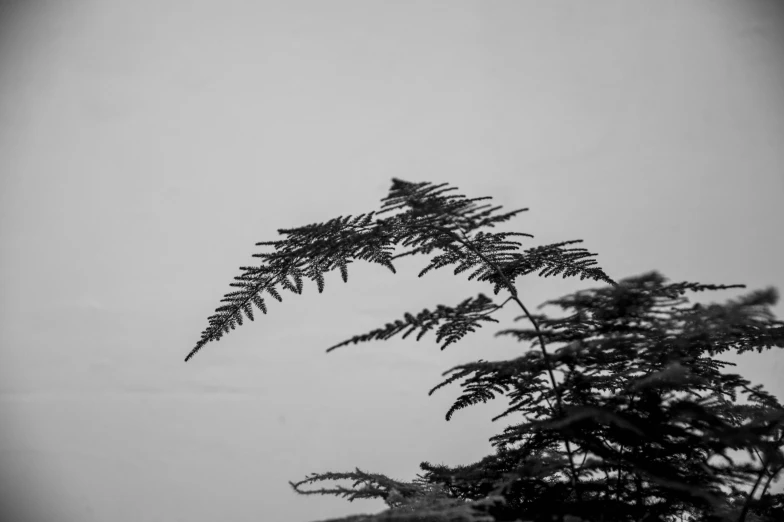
[186,179,784,522]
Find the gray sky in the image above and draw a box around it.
[1,1,783,521]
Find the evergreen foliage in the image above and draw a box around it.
[186,179,784,522]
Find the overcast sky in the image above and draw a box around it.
[1,1,783,521]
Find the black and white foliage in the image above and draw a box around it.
[186,179,784,522]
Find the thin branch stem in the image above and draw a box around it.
[419,223,583,503]
[737,429,784,522]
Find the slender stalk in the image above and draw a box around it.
[737,429,784,522]
[757,463,782,503]
[737,471,766,522]
[421,223,583,502]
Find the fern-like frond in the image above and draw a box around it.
[186,178,615,365]
[185,210,400,361]
[378,178,528,234]
[289,467,498,522]
[427,352,551,421]
[475,240,618,295]
[326,294,504,353]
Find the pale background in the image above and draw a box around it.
[1,1,782,521]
